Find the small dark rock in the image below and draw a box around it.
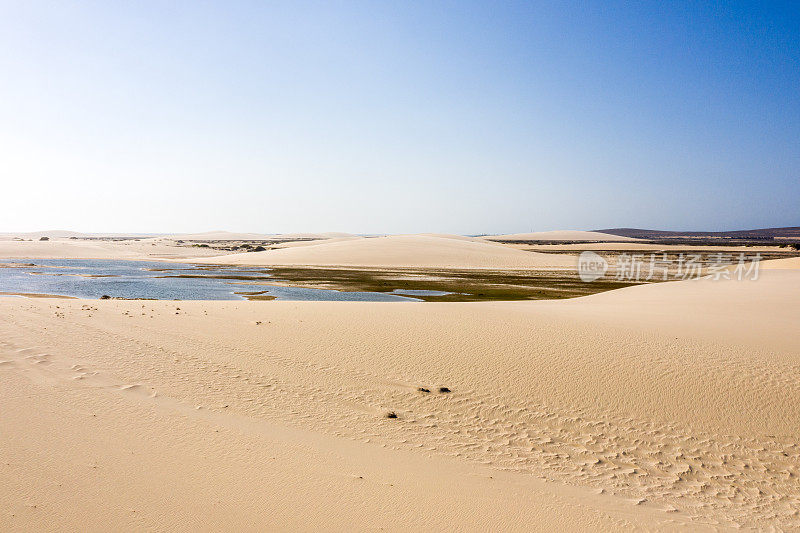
[438,387,451,393]
[417,387,430,393]
[385,411,398,419]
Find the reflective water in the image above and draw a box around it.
[0,259,418,301]
[390,288,453,296]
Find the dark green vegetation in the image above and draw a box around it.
[194,265,642,302]
[262,266,640,301]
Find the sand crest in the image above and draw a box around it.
[484,230,639,241]
[199,234,577,269]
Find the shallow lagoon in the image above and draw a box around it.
[0,259,418,301]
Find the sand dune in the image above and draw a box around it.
[165,230,275,241]
[1,269,799,529]
[165,230,358,241]
[0,229,91,240]
[0,230,160,240]
[274,231,357,240]
[269,235,363,249]
[513,242,789,252]
[201,234,577,269]
[0,238,221,260]
[762,256,800,269]
[162,231,359,243]
[417,233,492,242]
[0,230,359,243]
[484,230,639,241]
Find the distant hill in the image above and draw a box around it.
[485,230,638,242]
[595,227,800,240]
[0,230,159,240]
[0,230,91,239]
[165,231,357,241]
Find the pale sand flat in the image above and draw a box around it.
[0,269,798,529]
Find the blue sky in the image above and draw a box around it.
[0,1,797,233]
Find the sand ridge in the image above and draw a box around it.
[762,256,800,269]
[165,231,357,241]
[199,233,578,269]
[0,238,222,260]
[484,230,639,241]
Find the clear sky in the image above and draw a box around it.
[1,1,797,234]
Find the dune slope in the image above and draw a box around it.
[484,230,638,241]
[0,238,221,260]
[201,234,576,269]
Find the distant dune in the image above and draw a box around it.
[0,230,90,240]
[0,237,223,260]
[165,230,274,241]
[484,230,638,242]
[163,231,358,241]
[762,256,800,269]
[274,231,357,240]
[0,229,360,242]
[418,233,491,242]
[521,242,789,253]
[201,233,576,269]
[597,226,800,240]
[0,230,156,240]
[269,236,362,249]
